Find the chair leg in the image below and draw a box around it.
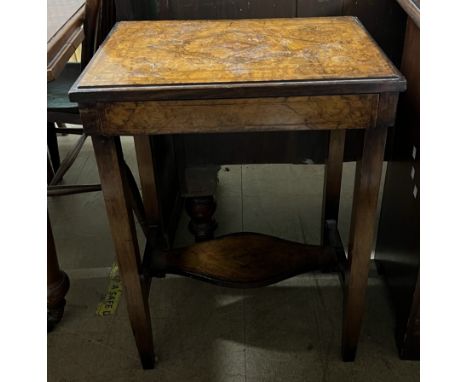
[49,134,88,186]
[47,122,60,172]
[341,126,387,361]
[92,135,155,369]
[47,155,55,185]
[48,212,70,332]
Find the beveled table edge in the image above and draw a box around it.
[69,77,405,103]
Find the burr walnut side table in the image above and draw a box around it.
[69,17,406,369]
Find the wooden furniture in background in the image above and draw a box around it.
[47,213,70,331]
[395,0,420,28]
[47,0,176,331]
[47,0,86,82]
[47,0,118,330]
[47,0,101,184]
[47,0,86,331]
[375,0,420,360]
[47,0,85,172]
[70,17,405,368]
[47,0,115,178]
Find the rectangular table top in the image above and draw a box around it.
[70,17,405,102]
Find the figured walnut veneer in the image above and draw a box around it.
[145,233,333,288]
[79,17,397,87]
[81,94,378,135]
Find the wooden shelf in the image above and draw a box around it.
[143,232,336,288]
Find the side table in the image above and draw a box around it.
[70,17,405,369]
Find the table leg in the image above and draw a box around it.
[341,126,387,361]
[123,161,150,238]
[134,136,161,227]
[48,212,70,332]
[92,135,155,369]
[322,130,346,245]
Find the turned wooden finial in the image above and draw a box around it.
[185,196,218,242]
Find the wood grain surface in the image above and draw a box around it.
[146,233,333,288]
[80,94,378,135]
[78,17,400,88]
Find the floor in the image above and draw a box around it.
[48,134,420,381]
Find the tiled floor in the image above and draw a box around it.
[47,133,419,381]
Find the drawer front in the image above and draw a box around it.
[81,94,379,135]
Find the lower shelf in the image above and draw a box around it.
[143,232,338,288]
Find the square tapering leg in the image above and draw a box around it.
[92,135,155,369]
[341,126,387,361]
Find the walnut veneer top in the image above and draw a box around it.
[71,17,405,102]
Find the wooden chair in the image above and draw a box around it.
[47,0,101,332]
[47,0,149,331]
[47,0,112,187]
[47,0,146,218]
